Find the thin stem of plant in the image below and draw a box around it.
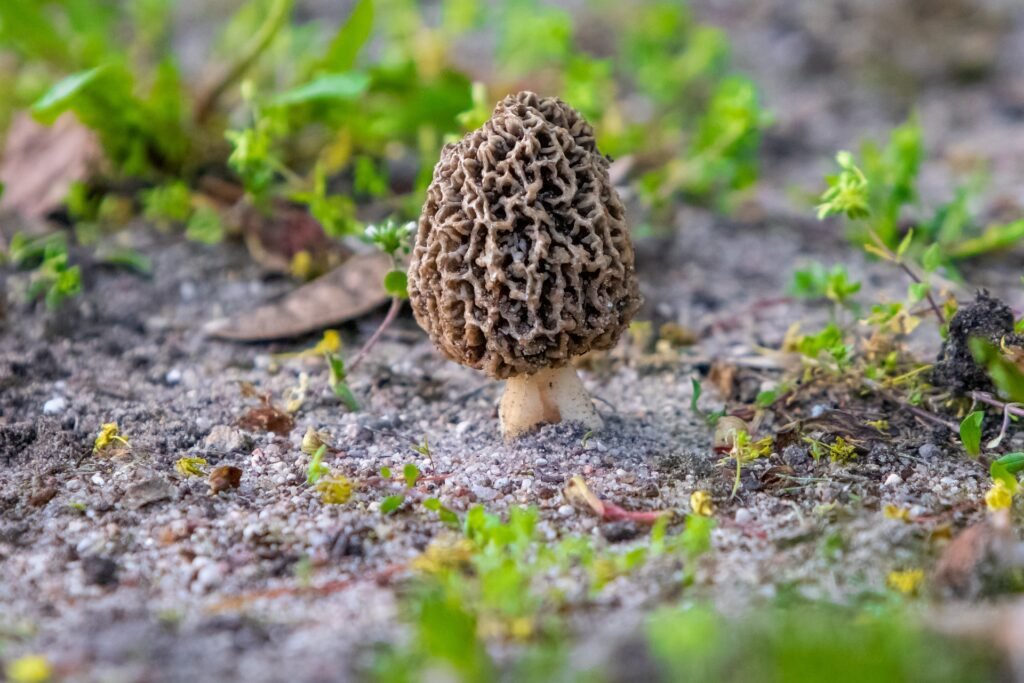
[348,297,404,374]
[897,261,946,325]
[863,379,959,431]
[970,390,1024,448]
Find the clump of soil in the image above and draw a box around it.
[933,291,1023,394]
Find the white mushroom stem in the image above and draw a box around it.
[498,365,603,440]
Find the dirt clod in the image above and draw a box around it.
[932,291,1023,395]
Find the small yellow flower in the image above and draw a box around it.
[883,504,910,522]
[315,474,352,504]
[6,655,52,683]
[985,479,1015,511]
[888,568,925,596]
[690,490,714,517]
[93,423,129,454]
[175,457,207,477]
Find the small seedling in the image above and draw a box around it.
[306,444,330,484]
[959,411,985,457]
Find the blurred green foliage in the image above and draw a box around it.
[0,0,769,305]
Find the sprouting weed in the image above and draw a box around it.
[93,423,129,454]
[306,444,330,485]
[175,457,208,477]
[817,151,870,221]
[804,436,858,464]
[411,437,432,460]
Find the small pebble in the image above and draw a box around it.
[472,485,499,502]
[165,368,182,385]
[557,504,575,517]
[734,508,753,525]
[43,396,67,415]
[918,443,941,459]
[883,473,903,487]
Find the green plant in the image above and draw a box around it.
[959,410,984,457]
[9,232,81,309]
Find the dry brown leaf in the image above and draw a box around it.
[708,361,738,398]
[208,465,242,495]
[238,404,294,435]
[933,510,1016,599]
[204,252,392,341]
[0,113,103,218]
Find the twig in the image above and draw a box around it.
[897,261,946,325]
[862,379,959,431]
[970,391,1024,448]
[348,297,405,374]
[193,0,294,124]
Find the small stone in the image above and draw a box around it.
[883,473,903,487]
[919,443,941,459]
[42,397,67,415]
[471,485,499,502]
[734,508,753,525]
[81,555,119,587]
[601,521,642,542]
[125,475,174,509]
[165,368,182,385]
[557,504,575,517]
[204,425,252,454]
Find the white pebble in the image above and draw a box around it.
[883,473,902,487]
[42,396,67,415]
[734,508,753,524]
[557,505,575,517]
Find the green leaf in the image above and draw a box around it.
[946,220,1024,260]
[380,466,392,479]
[383,269,408,299]
[31,66,109,123]
[403,463,420,488]
[908,282,929,303]
[991,453,1024,488]
[269,72,370,106]
[922,243,942,272]
[959,410,984,457]
[306,444,328,484]
[321,0,374,71]
[970,339,1024,403]
[690,378,703,415]
[185,207,225,245]
[380,494,405,514]
[896,229,914,260]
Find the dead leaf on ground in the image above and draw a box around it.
[238,404,294,436]
[0,112,103,218]
[708,361,737,398]
[563,475,669,525]
[932,510,1019,599]
[204,252,392,341]
[208,465,242,495]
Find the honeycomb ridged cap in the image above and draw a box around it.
[408,91,642,379]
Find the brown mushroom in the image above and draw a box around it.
[408,91,642,439]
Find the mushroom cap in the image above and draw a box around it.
[408,91,642,379]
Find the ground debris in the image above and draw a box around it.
[933,291,1024,395]
[208,465,242,495]
[204,252,392,341]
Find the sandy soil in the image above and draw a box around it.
[3,1,1024,681]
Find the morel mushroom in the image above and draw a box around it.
[408,91,641,439]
